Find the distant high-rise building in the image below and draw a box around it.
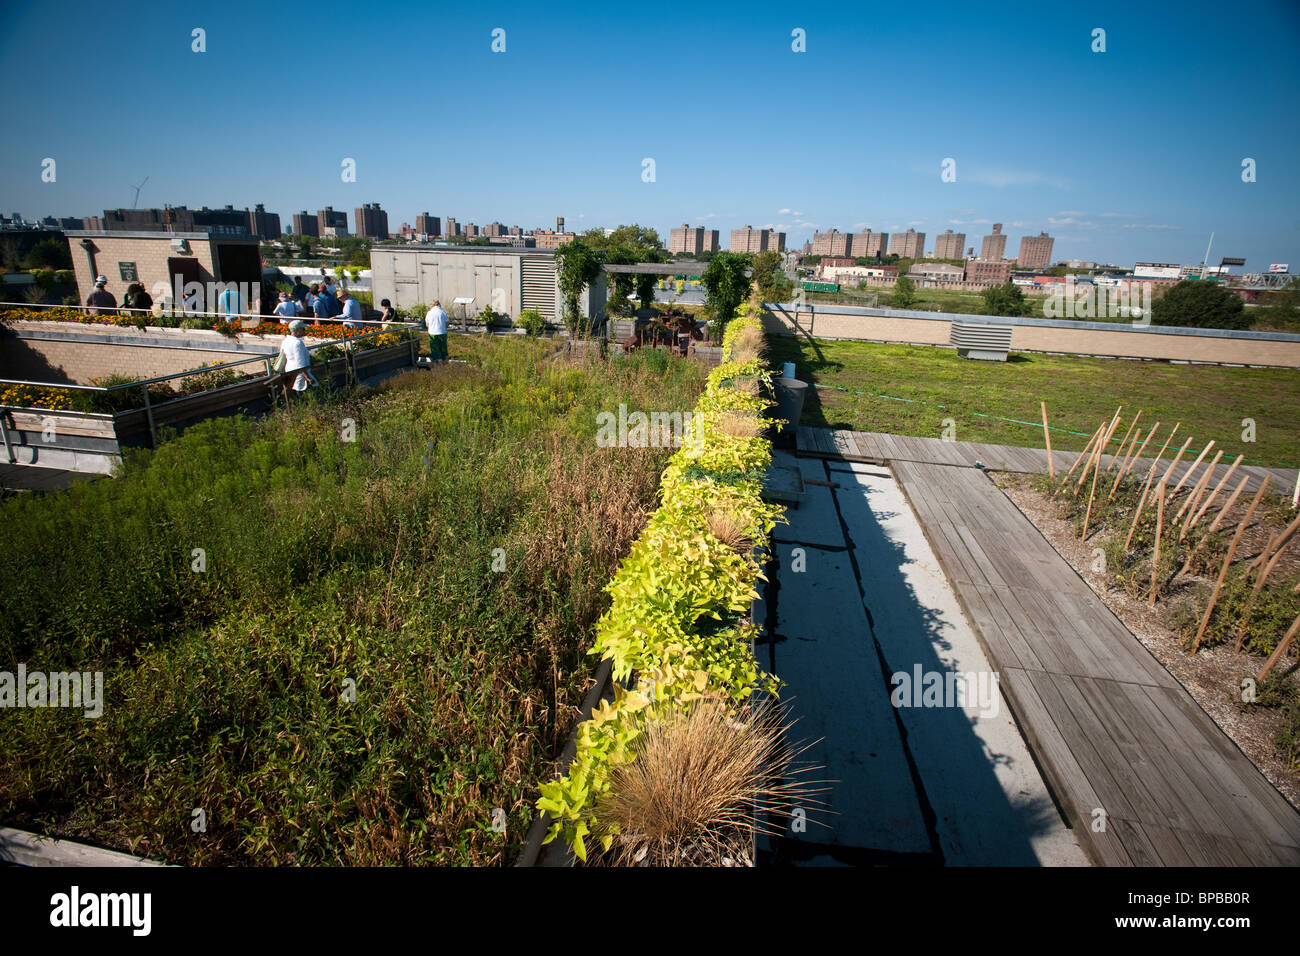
[416,213,441,238]
[889,228,925,259]
[508,225,522,236]
[812,229,850,257]
[980,223,1006,260]
[354,202,389,240]
[731,225,783,254]
[850,230,888,258]
[670,223,719,255]
[465,223,480,238]
[317,206,348,237]
[292,211,319,237]
[483,221,507,237]
[933,229,965,260]
[248,203,281,239]
[1017,231,1055,271]
[445,217,459,237]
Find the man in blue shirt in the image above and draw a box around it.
[339,290,363,329]
[217,285,242,322]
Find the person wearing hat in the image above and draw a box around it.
[86,276,117,316]
[273,291,302,322]
[272,319,318,401]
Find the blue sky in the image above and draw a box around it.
[2,0,1298,269]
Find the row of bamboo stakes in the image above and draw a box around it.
[1040,403,1300,682]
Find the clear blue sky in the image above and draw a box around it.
[2,0,1298,269]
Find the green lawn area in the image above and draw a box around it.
[0,335,705,865]
[769,335,1300,469]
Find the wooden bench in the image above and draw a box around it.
[950,320,1015,361]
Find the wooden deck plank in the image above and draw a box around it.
[889,458,1300,866]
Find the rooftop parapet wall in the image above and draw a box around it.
[0,320,285,385]
[762,303,1300,369]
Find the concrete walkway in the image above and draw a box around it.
[755,450,1087,866]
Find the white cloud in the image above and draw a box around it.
[908,220,925,226]
[1057,210,1088,217]
[1121,222,1181,230]
[697,212,719,220]
[1009,220,1030,227]
[851,221,870,230]
[1098,212,1124,218]
[1048,216,1097,228]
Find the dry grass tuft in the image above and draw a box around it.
[714,412,764,439]
[730,326,767,363]
[705,507,753,553]
[596,696,825,866]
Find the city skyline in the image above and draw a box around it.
[1,0,1297,269]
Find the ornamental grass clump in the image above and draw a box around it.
[594,696,819,866]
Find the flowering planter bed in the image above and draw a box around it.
[1,341,415,472]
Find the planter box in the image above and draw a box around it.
[1,341,416,473]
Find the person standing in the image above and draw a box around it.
[273,319,318,400]
[313,287,333,321]
[273,292,302,322]
[217,284,242,323]
[291,276,309,306]
[425,299,449,364]
[85,276,117,316]
[339,290,363,329]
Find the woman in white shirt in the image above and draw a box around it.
[273,320,318,398]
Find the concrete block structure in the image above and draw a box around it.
[369,244,606,326]
[980,224,1007,260]
[933,229,966,260]
[1017,232,1055,271]
[65,231,263,312]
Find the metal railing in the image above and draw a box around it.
[0,321,420,452]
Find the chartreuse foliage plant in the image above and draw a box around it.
[536,313,786,861]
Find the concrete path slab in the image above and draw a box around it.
[833,467,1087,865]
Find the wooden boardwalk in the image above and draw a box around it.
[795,427,1300,865]
[796,426,1294,497]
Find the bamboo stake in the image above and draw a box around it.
[1125,462,1160,552]
[1172,440,1215,496]
[1179,475,1251,576]
[1142,421,1180,486]
[1062,423,1104,488]
[1174,449,1222,527]
[1193,475,1271,653]
[1256,612,1300,682]
[1149,484,1165,606]
[1107,427,1144,502]
[1082,435,1105,540]
[1159,435,1195,489]
[1120,421,1160,483]
[1099,406,1124,466]
[1234,524,1300,651]
[1293,469,1300,510]
[1074,424,1107,499]
[1107,412,1141,475]
[1040,401,1054,479]
[1248,511,1300,575]
[1187,454,1244,534]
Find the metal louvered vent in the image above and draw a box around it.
[950,320,1014,361]
[520,257,557,321]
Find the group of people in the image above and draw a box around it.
[272,297,449,399]
[272,278,377,329]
